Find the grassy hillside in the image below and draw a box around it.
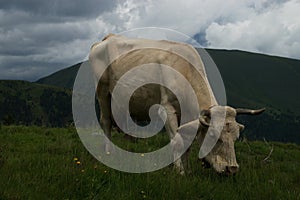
[0,126,299,199]
[0,80,72,127]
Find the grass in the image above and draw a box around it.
[0,125,299,199]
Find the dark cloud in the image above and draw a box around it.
[0,0,116,80]
[0,55,67,81]
[0,0,117,18]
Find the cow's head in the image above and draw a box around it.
[197,105,265,175]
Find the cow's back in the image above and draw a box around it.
[90,35,217,121]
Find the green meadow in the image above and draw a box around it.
[0,125,299,199]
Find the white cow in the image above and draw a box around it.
[89,34,265,175]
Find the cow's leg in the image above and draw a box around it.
[97,86,113,154]
[160,86,185,175]
[170,131,185,175]
[181,147,191,174]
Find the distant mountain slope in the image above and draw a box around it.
[6,49,300,143]
[0,80,72,127]
[36,62,82,89]
[206,49,300,116]
[36,49,300,116]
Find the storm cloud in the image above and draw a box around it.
[0,0,299,80]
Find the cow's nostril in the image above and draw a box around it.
[226,166,239,174]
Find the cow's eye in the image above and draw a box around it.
[218,138,224,144]
[226,123,230,131]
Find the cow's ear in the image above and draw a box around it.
[199,109,210,127]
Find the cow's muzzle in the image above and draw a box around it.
[225,165,239,175]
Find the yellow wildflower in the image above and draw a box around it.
[140,190,146,198]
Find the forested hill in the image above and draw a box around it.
[0,80,72,127]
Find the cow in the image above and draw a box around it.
[89,34,265,175]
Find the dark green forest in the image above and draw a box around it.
[0,80,72,127]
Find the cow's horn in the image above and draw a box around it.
[199,109,210,127]
[236,108,265,115]
[199,117,210,127]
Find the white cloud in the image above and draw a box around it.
[205,0,300,59]
[96,0,299,59]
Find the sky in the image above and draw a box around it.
[0,0,299,81]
